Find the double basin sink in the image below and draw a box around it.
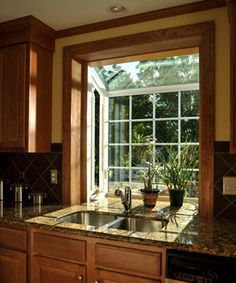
[58,211,168,233]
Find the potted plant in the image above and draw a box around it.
[156,145,198,207]
[140,161,160,208]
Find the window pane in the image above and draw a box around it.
[109,122,129,143]
[109,146,129,167]
[108,169,129,193]
[131,169,145,192]
[132,94,153,119]
[156,120,178,143]
[156,92,178,118]
[132,145,153,167]
[109,96,129,120]
[181,90,199,117]
[181,119,199,142]
[132,121,153,143]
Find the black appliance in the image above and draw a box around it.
[166,249,236,282]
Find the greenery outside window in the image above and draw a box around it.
[88,53,199,198]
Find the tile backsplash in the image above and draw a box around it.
[0,142,235,217]
[0,144,62,204]
[214,142,236,219]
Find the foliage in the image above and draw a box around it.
[156,145,198,191]
[95,54,199,91]
[142,161,157,191]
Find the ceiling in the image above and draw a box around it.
[0,0,203,31]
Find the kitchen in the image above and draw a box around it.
[0,0,236,282]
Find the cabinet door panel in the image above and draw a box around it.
[33,256,86,283]
[0,44,26,149]
[95,269,160,283]
[0,248,26,283]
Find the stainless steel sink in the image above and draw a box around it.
[109,217,167,233]
[58,211,118,228]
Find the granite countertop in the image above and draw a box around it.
[0,198,236,258]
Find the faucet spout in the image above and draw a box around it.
[114,186,132,213]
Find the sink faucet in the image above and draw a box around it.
[114,185,132,213]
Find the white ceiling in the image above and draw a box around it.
[0,0,203,30]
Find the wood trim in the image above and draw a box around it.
[226,0,236,153]
[56,0,225,38]
[62,50,72,204]
[0,15,55,51]
[63,22,215,218]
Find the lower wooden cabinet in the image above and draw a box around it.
[95,269,161,283]
[0,247,26,283]
[31,229,166,283]
[33,256,86,283]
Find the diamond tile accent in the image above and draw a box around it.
[214,142,236,219]
[0,145,62,204]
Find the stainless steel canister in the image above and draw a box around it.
[28,192,47,205]
[0,180,3,201]
[14,185,23,202]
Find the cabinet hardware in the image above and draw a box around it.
[95,280,100,283]
[77,275,83,282]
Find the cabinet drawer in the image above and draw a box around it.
[0,227,27,251]
[95,244,162,277]
[33,232,86,263]
[96,269,161,283]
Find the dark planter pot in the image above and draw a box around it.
[169,189,185,207]
[140,189,159,208]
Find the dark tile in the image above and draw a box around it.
[51,143,62,152]
[12,153,31,172]
[214,141,230,153]
[215,201,236,219]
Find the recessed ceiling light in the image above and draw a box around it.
[107,3,126,15]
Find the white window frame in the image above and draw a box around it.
[88,67,199,197]
[106,83,199,194]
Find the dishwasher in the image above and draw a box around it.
[166,249,236,282]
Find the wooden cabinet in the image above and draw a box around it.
[31,229,166,283]
[33,256,85,283]
[0,44,27,149]
[0,16,55,152]
[0,226,27,283]
[31,230,87,283]
[94,242,164,283]
[0,247,26,283]
[95,269,161,283]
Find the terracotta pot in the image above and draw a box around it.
[140,189,159,208]
[169,189,185,207]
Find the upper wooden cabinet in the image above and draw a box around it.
[0,16,55,152]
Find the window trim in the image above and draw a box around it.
[104,84,199,194]
[63,21,215,218]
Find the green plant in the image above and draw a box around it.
[156,145,198,191]
[142,161,156,191]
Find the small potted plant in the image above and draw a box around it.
[156,145,198,207]
[140,161,160,208]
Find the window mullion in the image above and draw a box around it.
[129,96,132,188]
[178,90,181,160]
[153,93,156,167]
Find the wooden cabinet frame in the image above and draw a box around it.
[226,0,236,153]
[63,22,215,218]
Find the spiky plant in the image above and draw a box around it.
[156,145,198,191]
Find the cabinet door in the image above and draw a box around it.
[33,256,86,283]
[0,44,26,150]
[0,247,26,283]
[95,269,161,283]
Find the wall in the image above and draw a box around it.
[52,7,230,143]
